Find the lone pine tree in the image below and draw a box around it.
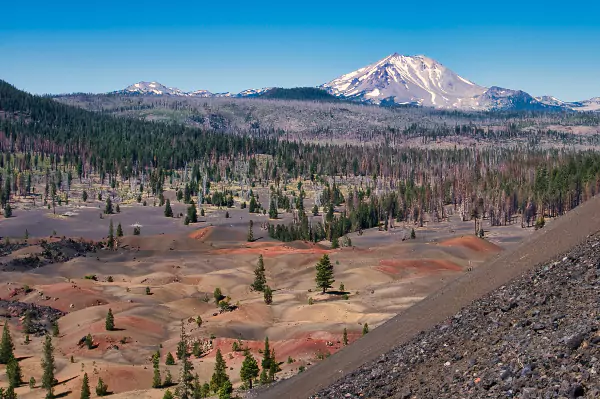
[247,220,254,242]
[315,254,335,293]
[107,220,115,249]
[0,322,15,364]
[164,199,173,217]
[104,197,113,214]
[42,335,55,399]
[105,308,115,331]
[251,255,267,292]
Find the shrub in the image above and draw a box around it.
[95,377,108,396]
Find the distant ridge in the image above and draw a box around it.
[90,55,599,112]
[257,87,342,102]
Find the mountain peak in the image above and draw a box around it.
[321,53,485,108]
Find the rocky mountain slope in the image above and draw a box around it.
[311,234,600,398]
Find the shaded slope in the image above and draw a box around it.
[254,195,600,399]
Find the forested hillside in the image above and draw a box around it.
[2,79,600,243]
[52,90,600,147]
[257,87,342,102]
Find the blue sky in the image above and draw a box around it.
[1,0,599,101]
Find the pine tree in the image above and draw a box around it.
[164,369,173,386]
[331,235,339,249]
[166,352,175,365]
[201,383,210,398]
[164,199,173,217]
[52,321,59,337]
[4,386,17,399]
[343,328,348,346]
[260,337,273,384]
[104,197,113,214]
[105,308,115,331]
[175,322,194,399]
[85,333,93,349]
[116,223,123,237]
[315,254,335,293]
[95,377,108,396]
[80,372,91,399]
[240,351,259,389]
[6,356,23,387]
[209,349,229,393]
[0,322,15,364]
[218,380,233,399]
[247,220,254,242]
[268,359,277,382]
[263,285,273,305]
[362,323,369,335]
[107,219,115,249]
[4,203,12,218]
[22,310,33,334]
[187,201,198,223]
[268,199,278,219]
[192,374,202,399]
[41,335,55,399]
[251,255,266,292]
[249,195,257,213]
[163,389,174,399]
[29,376,36,388]
[152,351,162,388]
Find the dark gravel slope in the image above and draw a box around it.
[314,234,600,398]
[254,195,600,399]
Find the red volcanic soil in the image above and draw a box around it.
[376,259,463,276]
[188,226,214,241]
[438,235,502,253]
[35,282,111,312]
[211,241,331,257]
[209,332,357,364]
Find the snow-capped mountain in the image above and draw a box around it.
[114,82,271,98]
[319,53,588,111]
[113,68,598,112]
[188,89,214,97]
[237,87,273,97]
[320,53,487,108]
[122,81,188,96]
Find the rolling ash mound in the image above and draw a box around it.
[312,235,600,399]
